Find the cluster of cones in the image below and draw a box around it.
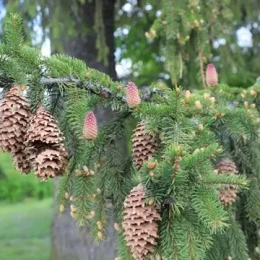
[0,86,68,180]
[127,120,240,259]
[121,122,161,260]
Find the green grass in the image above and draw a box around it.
[0,198,52,260]
[0,152,53,202]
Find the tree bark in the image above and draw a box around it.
[51,1,117,259]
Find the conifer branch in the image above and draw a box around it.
[39,77,158,102]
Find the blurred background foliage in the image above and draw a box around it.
[0,153,52,202]
[0,0,259,88]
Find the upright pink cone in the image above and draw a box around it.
[83,112,98,140]
[126,82,141,108]
[206,64,218,87]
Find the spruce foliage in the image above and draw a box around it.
[1,14,260,259]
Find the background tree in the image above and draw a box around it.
[48,1,118,259]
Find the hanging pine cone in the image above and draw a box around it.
[132,121,158,170]
[26,106,68,180]
[122,184,161,260]
[216,158,238,207]
[34,147,68,179]
[0,86,32,173]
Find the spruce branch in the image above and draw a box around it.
[39,77,158,103]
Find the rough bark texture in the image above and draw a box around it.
[51,1,117,259]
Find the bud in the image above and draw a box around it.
[89,170,95,175]
[145,31,150,39]
[149,171,154,177]
[210,97,215,103]
[242,135,247,142]
[125,82,141,108]
[59,204,65,213]
[70,211,76,218]
[64,192,70,199]
[90,210,95,218]
[83,112,98,140]
[148,199,154,205]
[114,223,121,231]
[174,163,181,170]
[250,89,257,96]
[150,29,157,38]
[116,85,122,91]
[255,247,260,254]
[97,220,103,230]
[147,161,156,169]
[74,169,81,176]
[155,255,162,260]
[204,93,210,99]
[70,204,77,213]
[198,124,204,131]
[97,231,103,239]
[206,64,218,87]
[185,90,191,99]
[83,166,89,173]
[244,101,249,108]
[96,188,101,194]
[251,103,256,108]
[195,100,203,109]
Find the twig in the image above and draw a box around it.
[39,77,158,102]
[198,48,207,89]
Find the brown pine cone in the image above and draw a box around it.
[26,106,68,180]
[0,86,32,173]
[122,184,161,260]
[216,158,239,207]
[132,121,158,170]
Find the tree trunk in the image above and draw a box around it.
[51,1,117,259]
